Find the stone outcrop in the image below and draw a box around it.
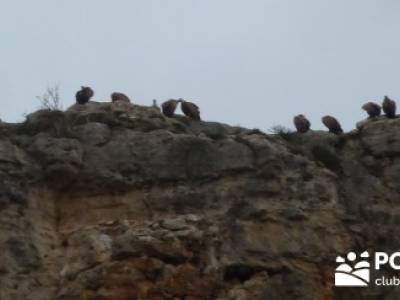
[1,101,400,299]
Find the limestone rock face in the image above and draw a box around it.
[0,104,399,299]
[359,116,400,157]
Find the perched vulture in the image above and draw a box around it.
[382,96,396,118]
[75,86,94,104]
[111,92,131,103]
[161,99,180,117]
[180,99,201,120]
[362,102,381,118]
[293,114,311,133]
[322,115,343,135]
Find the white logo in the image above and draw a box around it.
[335,251,370,287]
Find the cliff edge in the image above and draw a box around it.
[1,101,399,300]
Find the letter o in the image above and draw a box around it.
[390,254,400,270]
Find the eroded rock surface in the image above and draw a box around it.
[0,102,399,299]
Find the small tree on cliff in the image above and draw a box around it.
[36,84,63,111]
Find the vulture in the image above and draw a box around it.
[161,99,180,117]
[111,92,131,103]
[382,96,396,118]
[322,115,343,135]
[293,114,311,133]
[180,99,201,120]
[362,102,381,118]
[75,86,94,104]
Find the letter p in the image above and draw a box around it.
[375,252,389,270]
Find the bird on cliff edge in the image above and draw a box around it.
[179,99,201,121]
[293,114,311,133]
[161,99,180,117]
[382,96,397,118]
[75,86,94,105]
[362,102,381,118]
[322,115,343,135]
[111,92,131,103]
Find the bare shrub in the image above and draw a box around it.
[269,125,294,140]
[36,84,63,111]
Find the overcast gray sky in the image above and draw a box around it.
[1,0,399,131]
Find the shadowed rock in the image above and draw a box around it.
[111,92,131,103]
[161,99,180,117]
[322,115,343,135]
[362,102,381,118]
[382,96,396,118]
[180,99,201,120]
[293,114,311,133]
[75,86,94,105]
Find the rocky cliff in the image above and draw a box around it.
[1,101,400,300]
